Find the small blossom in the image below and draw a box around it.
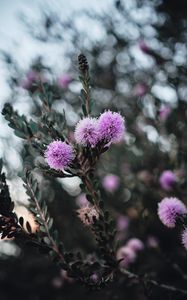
[181,228,187,250]
[102,174,120,193]
[158,197,187,228]
[98,110,125,144]
[159,106,172,121]
[117,215,129,231]
[76,193,89,208]
[77,206,99,226]
[147,236,159,249]
[44,141,75,170]
[126,238,144,252]
[90,273,99,284]
[21,70,40,90]
[74,117,99,147]
[116,246,136,268]
[159,170,176,191]
[57,74,72,88]
[133,83,148,97]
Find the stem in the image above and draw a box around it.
[121,269,187,296]
[82,71,91,116]
[82,175,102,215]
[26,179,64,263]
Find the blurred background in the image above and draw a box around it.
[0,0,187,299]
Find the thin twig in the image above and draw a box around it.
[121,269,187,295]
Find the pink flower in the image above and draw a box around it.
[133,83,148,97]
[76,193,89,207]
[21,70,40,89]
[74,117,99,147]
[98,110,125,144]
[158,197,187,228]
[159,106,172,121]
[126,238,144,252]
[116,246,136,268]
[44,141,75,170]
[57,74,72,88]
[77,206,99,226]
[117,215,129,231]
[159,170,176,191]
[181,228,187,250]
[102,174,120,193]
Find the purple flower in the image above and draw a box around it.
[159,106,172,121]
[44,141,75,170]
[98,110,125,144]
[90,273,99,284]
[76,193,89,208]
[74,117,99,147]
[116,246,136,268]
[117,215,129,231]
[133,83,148,97]
[158,197,187,228]
[159,170,176,191]
[102,174,120,193]
[21,70,39,89]
[57,74,72,88]
[126,238,144,252]
[181,228,187,250]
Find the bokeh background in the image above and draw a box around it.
[0,0,187,299]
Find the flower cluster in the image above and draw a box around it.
[74,110,125,147]
[44,110,125,172]
[116,237,144,268]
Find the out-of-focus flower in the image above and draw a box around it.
[126,238,144,252]
[76,193,89,208]
[102,174,120,193]
[159,170,176,191]
[21,70,40,90]
[147,236,159,249]
[74,117,99,147]
[117,215,129,231]
[57,74,72,88]
[44,141,75,170]
[133,83,148,97]
[181,228,187,250]
[159,105,172,121]
[158,197,187,228]
[90,273,99,284]
[98,110,125,144]
[77,206,99,226]
[116,246,136,268]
